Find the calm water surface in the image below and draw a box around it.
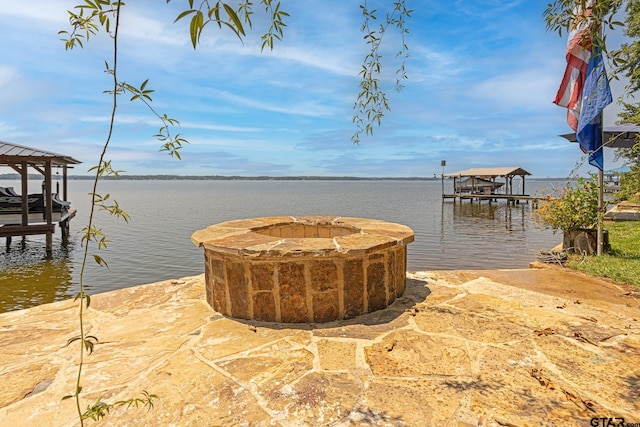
[0,179,562,312]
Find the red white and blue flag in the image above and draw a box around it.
[576,46,612,170]
[553,2,593,131]
[554,0,612,170]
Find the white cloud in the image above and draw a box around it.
[0,121,26,139]
[408,45,466,84]
[453,0,522,18]
[210,90,337,117]
[0,0,77,24]
[471,70,561,110]
[248,46,357,77]
[117,5,192,47]
[0,65,17,87]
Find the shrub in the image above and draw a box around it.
[532,175,600,233]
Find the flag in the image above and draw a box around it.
[553,2,593,131]
[553,1,612,170]
[576,47,612,170]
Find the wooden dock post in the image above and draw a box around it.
[44,160,53,253]
[0,141,81,253]
[441,167,534,206]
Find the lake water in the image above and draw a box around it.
[0,179,562,313]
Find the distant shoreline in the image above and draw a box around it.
[0,174,567,181]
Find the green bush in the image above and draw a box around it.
[532,175,599,233]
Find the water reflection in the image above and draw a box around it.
[452,201,527,232]
[0,238,77,312]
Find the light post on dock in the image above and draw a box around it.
[440,160,446,198]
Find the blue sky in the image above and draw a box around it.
[0,1,628,178]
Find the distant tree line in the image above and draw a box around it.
[0,173,436,181]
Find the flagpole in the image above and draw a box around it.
[597,118,604,256]
[597,157,604,255]
[596,24,605,257]
[555,2,611,257]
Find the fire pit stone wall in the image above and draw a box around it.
[192,216,414,323]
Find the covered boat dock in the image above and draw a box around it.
[443,167,536,204]
[0,141,81,252]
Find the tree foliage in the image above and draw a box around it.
[544,1,627,72]
[612,1,640,201]
[544,0,640,202]
[168,0,289,50]
[613,106,640,201]
[352,2,412,143]
[532,175,601,233]
[60,1,178,423]
[614,0,640,92]
[167,0,411,143]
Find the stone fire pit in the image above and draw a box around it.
[191,216,414,323]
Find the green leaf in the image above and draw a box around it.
[66,336,82,347]
[189,11,204,48]
[92,254,109,268]
[212,3,221,26]
[173,9,195,23]
[83,338,96,355]
[224,3,245,36]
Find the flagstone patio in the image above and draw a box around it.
[0,266,638,426]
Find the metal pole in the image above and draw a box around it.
[596,24,606,256]
[440,160,446,199]
[597,166,604,255]
[596,78,606,255]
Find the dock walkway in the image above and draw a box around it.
[443,192,540,206]
[442,167,537,206]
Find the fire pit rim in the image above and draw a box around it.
[191,215,414,258]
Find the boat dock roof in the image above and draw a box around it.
[0,140,81,252]
[445,167,531,178]
[0,141,81,166]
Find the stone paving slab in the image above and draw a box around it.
[0,267,639,426]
